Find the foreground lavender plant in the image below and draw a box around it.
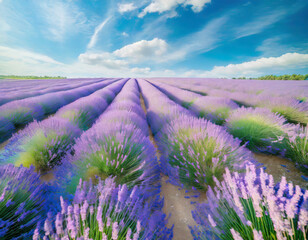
[36,178,173,239]
[3,118,81,172]
[0,164,48,239]
[280,126,308,173]
[66,122,160,194]
[190,165,308,240]
[225,107,295,151]
[157,115,253,191]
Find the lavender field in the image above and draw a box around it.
[0,77,307,240]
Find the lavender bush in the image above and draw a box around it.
[280,126,308,173]
[66,121,160,194]
[189,96,239,125]
[225,107,295,151]
[0,101,45,127]
[35,177,173,239]
[56,96,108,130]
[0,164,48,239]
[3,118,81,172]
[190,165,308,240]
[256,96,308,125]
[60,80,160,194]
[157,115,253,191]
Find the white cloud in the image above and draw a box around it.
[185,0,211,12]
[79,52,128,69]
[122,32,129,37]
[87,17,111,49]
[139,0,210,17]
[1,44,307,79]
[113,38,168,62]
[38,0,89,42]
[183,53,308,78]
[0,45,155,77]
[118,3,137,13]
[0,46,62,65]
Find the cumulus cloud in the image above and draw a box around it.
[87,17,111,49]
[118,3,137,13]
[139,0,211,17]
[183,53,308,77]
[78,52,128,69]
[113,38,168,62]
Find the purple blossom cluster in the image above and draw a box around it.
[190,165,308,240]
[0,78,108,106]
[36,177,172,239]
[146,80,240,126]
[0,79,117,142]
[281,126,308,172]
[138,79,192,135]
[152,78,308,100]
[149,80,200,106]
[0,116,15,142]
[152,78,308,124]
[157,114,254,190]
[255,95,308,124]
[0,77,306,239]
[1,80,126,172]
[62,79,160,194]
[138,79,253,190]
[55,80,126,130]
[189,96,239,125]
[225,107,298,151]
[2,117,81,171]
[0,164,48,240]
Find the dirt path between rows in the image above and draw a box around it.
[139,92,207,240]
[254,153,308,189]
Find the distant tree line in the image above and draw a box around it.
[0,75,67,80]
[233,74,308,80]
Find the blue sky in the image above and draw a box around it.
[0,0,307,78]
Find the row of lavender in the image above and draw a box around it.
[0,78,118,142]
[0,79,126,239]
[150,78,308,125]
[0,79,172,239]
[0,78,103,93]
[148,80,308,173]
[138,79,308,240]
[0,78,108,106]
[150,77,308,100]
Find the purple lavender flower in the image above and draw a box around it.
[189,96,239,125]
[190,165,307,240]
[60,80,160,196]
[0,164,47,240]
[225,107,296,151]
[2,117,81,171]
[255,95,308,125]
[37,177,172,239]
[157,114,253,191]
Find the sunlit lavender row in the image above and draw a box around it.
[0,77,307,239]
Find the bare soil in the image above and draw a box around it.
[254,153,308,189]
[139,92,206,239]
